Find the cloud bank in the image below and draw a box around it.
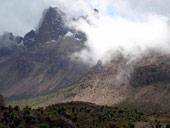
[1,0,170,64]
[0,0,50,36]
[72,14,170,65]
[2,0,170,36]
[67,0,170,65]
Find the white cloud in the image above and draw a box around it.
[1,0,170,36]
[86,0,170,17]
[72,13,170,65]
[0,0,50,36]
[1,0,170,65]
[0,0,92,36]
[66,0,170,64]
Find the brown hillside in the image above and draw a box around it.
[38,52,170,113]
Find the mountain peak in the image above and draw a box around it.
[22,7,87,48]
[22,7,69,47]
[0,32,23,48]
[37,7,68,44]
[93,8,99,13]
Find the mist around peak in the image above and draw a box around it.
[1,0,170,65]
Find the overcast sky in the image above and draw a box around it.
[1,0,170,65]
[1,0,170,36]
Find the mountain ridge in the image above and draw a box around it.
[0,7,90,101]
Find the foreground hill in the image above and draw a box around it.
[1,99,170,128]
[33,52,170,113]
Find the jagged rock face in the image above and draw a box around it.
[131,62,170,87]
[0,32,23,48]
[130,55,170,87]
[38,7,68,44]
[0,33,23,56]
[23,30,38,47]
[22,7,87,48]
[22,7,68,47]
[74,31,87,42]
[0,95,5,106]
[93,8,99,13]
[0,32,23,45]
[21,7,68,48]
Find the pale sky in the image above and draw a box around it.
[1,0,170,36]
[1,0,170,64]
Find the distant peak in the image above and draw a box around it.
[48,7,65,16]
[45,7,66,19]
[94,8,99,13]
[22,6,87,47]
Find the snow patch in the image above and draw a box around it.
[46,40,56,44]
[65,31,74,37]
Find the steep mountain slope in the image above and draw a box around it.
[0,7,90,101]
[38,52,170,113]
